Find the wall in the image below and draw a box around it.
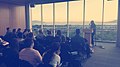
[0,3,26,35]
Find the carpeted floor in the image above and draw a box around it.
[84,42,120,67]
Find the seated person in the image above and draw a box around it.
[2,39,19,67]
[71,29,85,55]
[55,30,66,43]
[19,39,42,67]
[45,30,54,50]
[36,30,46,44]
[42,42,61,67]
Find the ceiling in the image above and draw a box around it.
[0,0,77,5]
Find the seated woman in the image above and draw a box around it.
[19,39,42,67]
[42,42,61,67]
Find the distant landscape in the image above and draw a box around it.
[32,20,117,25]
[32,20,117,41]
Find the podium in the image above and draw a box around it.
[83,29,92,47]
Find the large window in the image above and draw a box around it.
[55,2,67,36]
[43,4,53,35]
[101,0,118,41]
[85,0,103,41]
[69,1,83,37]
[31,0,118,42]
[31,5,41,36]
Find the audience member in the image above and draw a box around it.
[4,32,15,42]
[16,28,23,37]
[17,32,24,42]
[71,29,85,55]
[17,28,21,33]
[4,27,11,41]
[55,30,66,43]
[12,29,17,38]
[0,27,92,67]
[42,42,61,67]
[3,39,19,67]
[45,30,54,49]
[26,32,34,39]
[19,39,42,67]
[23,29,28,39]
[5,27,11,35]
[35,30,46,48]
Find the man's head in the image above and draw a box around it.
[26,32,34,39]
[17,28,21,32]
[39,30,43,34]
[57,30,61,35]
[24,39,34,48]
[6,27,10,32]
[47,30,51,35]
[12,29,16,33]
[6,27,10,31]
[76,29,80,35]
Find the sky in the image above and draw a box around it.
[31,0,118,25]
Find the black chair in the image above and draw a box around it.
[37,63,53,67]
[19,59,33,67]
[68,60,82,67]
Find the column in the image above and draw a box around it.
[25,4,30,29]
[67,1,70,37]
[117,0,120,47]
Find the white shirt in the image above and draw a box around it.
[49,53,61,67]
